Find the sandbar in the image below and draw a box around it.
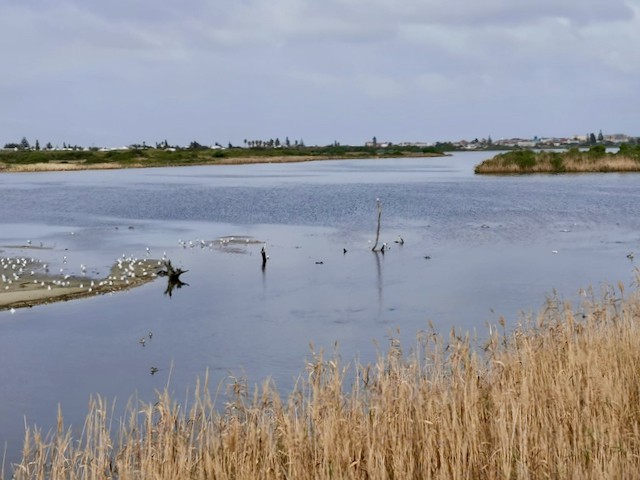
[0,257,163,311]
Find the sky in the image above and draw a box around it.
[1,0,639,148]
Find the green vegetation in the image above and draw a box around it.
[619,142,640,159]
[475,145,640,174]
[10,281,640,479]
[0,144,446,172]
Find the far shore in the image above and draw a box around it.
[0,155,342,173]
[0,150,446,173]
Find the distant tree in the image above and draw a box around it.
[275,138,280,147]
[19,136,30,150]
[597,130,604,142]
[189,140,203,149]
[4,142,20,149]
[45,142,53,150]
[589,133,597,144]
[34,139,40,151]
[487,135,493,145]
[299,138,305,147]
[285,136,291,148]
[372,136,377,147]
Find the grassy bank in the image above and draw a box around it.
[8,279,640,479]
[0,145,445,172]
[475,144,640,174]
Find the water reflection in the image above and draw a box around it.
[164,274,189,297]
[374,251,383,312]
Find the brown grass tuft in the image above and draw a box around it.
[9,280,640,479]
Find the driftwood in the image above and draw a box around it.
[157,260,189,297]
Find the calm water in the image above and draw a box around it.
[0,152,639,464]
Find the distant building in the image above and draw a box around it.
[364,140,391,148]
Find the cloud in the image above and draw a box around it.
[1,0,639,145]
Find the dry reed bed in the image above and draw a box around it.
[10,280,640,479]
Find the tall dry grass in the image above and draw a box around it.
[8,279,640,479]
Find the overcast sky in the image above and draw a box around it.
[1,0,639,147]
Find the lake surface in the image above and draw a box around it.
[1,152,639,464]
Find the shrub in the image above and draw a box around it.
[501,150,537,170]
[567,147,581,157]
[618,143,640,159]
[549,153,565,172]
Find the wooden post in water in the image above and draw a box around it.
[371,198,383,252]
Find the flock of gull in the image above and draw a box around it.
[0,234,239,314]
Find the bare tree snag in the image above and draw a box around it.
[157,260,189,297]
[261,246,268,269]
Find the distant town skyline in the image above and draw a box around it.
[4,130,637,152]
[2,1,639,148]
